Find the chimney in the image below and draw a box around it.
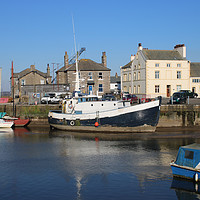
[174,44,186,58]
[102,52,107,67]
[30,65,35,71]
[115,72,118,78]
[64,51,69,69]
[47,64,50,76]
[131,54,135,61]
[138,43,143,51]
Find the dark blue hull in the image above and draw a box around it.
[48,104,160,128]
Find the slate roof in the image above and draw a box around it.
[190,62,200,77]
[142,49,185,60]
[110,75,121,83]
[58,59,110,72]
[121,61,132,69]
[13,68,49,79]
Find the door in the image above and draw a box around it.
[167,85,171,97]
[88,85,93,94]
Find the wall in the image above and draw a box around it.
[0,104,200,127]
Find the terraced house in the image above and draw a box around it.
[11,64,52,98]
[56,51,111,95]
[120,43,199,98]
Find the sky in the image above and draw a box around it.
[1,0,200,91]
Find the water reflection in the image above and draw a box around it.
[171,178,200,199]
[0,127,200,199]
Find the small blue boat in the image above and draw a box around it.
[171,143,200,182]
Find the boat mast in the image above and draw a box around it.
[72,17,80,93]
[11,61,15,117]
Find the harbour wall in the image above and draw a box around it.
[0,104,200,127]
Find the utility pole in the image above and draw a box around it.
[56,63,59,91]
[52,63,55,90]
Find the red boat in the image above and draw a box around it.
[2,115,30,127]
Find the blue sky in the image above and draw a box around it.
[1,0,200,91]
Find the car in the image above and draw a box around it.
[122,94,138,104]
[102,94,116,101]
[41,94,61,104]
[169,92,187,104]
[179,90,198,98]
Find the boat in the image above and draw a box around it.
[170,143,200,182]
[0,119,14,128]
[48,95,161,133]
[0,112,30,127]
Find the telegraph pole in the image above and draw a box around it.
[52,63,55,90]
[56,63,59,91]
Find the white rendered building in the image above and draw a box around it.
[121,43,191,98]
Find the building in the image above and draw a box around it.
[121,43,191,98]
[190,62,200,95]
[56,52,111,95]
[110,73,121,94]
[11,64,52,98]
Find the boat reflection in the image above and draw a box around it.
[13,127,31,136]
[171,177,200,199]
[0,128,14,135]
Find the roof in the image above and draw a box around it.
[13,68,50,79]
[181,143,200,150]
[121,61,132,69]
[190,62,200,77]
[110,75,121,83]
[142,49,185,60]
[58,59,110,72]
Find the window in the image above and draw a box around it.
[138,64,141,69]
[133,72,136,80]
[177,85,181,91]
[79,72,81,79]
[155,85,159,93]
[138,72,140,80]
[137,85,140,93]
[177,71,181,79]
[192,79,200,83]
[177,64,181,67]
[123,74,127,81]
[123,86,128,92]
[128,73,131,81]
[167,63,171,67]
[21,79,25,86]
[88,72,93,79]
[40,80,45,84]
[155,71,159,79]
[185,150,194,160]
[134,86,136,93]
[129,86,131,93]
[155,63,159,67]
[99,84,103,92]
[134,65,136,70]
[98,72,103,79]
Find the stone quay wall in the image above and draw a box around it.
[0,104,200,127]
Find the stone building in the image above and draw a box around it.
[56,52,111,95]
[11,64,52,97]
[190,62,200,95]
[121,43,192,98]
